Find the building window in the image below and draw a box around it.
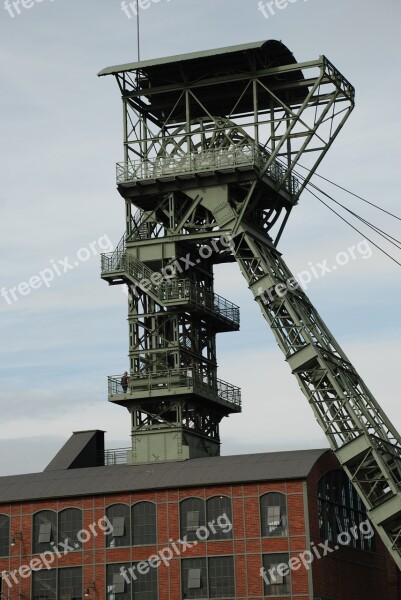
[206,497,233,540]
[106,504,131,548]
[32,567,57,600]
[208,556,235,598]
[106,562,157,600]
[32,567,82,600]
[262,553,291,597]
[0,514,10,557]
[132,561,158,600]
[317,470,375,551]
[106,563,130,600]
[59,509,83,549]
[182,558,207,599]
[58,567,83,600]
[132,502,156,546]
[33,509,83,555]
[33,511,57,554]
[180,498,205,541]
[260,493,288,537]
[182,557,235,599]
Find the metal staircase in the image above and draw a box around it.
[101,247,239,329]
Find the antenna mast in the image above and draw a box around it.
[136,3,140,62]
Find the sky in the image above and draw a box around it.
[0,0,400,476]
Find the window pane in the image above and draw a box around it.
[260,493,288,537]
[39,523,52,543]
[132,502,157,546]
[59,509,83,549]
[188,569,201,589]
[187,511,200,531]
[113,574,126,594]
[180,499,205,541]
[262,553,290,597]
[33,511,57,554]
[132,561,158,600]
[208,556,235,598]
[32,568,57,600]
[112,517,126,537]
[206,497,233,540]
[267,506,281,526]
[181,558,207,599]
[317,470,375,551]
[0,514,10,557]
[106,505,131,548]
[106,563,130,600]
[59,567,83,600]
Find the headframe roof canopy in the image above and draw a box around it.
[98,40,308,122]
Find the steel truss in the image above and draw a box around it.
[218,216,401,565]
[100,44,401,568]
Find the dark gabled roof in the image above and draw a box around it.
[44,430,105,471]
[0,449,329,504]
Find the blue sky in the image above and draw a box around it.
[0,0,400,475]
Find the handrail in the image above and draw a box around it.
[101,253,240,325]
[101,232,126,272]
[103,448,130,466]
[116,145,299,195]
[128,207,148,241]
[108,369,241,408]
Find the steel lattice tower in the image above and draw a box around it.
[99,40,401,568]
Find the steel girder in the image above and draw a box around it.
[203,191,401,568]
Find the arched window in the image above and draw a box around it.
[317,469,375,551]
[206,496,233,540]
[32,509,83,555]
[180,498,205,541]
[0,514,10,557]
[260,492,288,537]
[132,502,156,546]
[106,504,131,548]
[33,510,57,554]
[59,508,83,549]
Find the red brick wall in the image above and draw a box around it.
[307,451,399,600]
[0,480,310,600]
[0,466,399,600]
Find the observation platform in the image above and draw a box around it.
[116,145,300,204]
[107,369,242,413]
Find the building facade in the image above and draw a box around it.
[0,432,399,600]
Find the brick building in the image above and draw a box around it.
[2,38,400,600]
[0,430,399,600]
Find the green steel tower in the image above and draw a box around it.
[99,40,401,569]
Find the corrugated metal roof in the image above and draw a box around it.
[98,40,268,77]
[0,449,329,504]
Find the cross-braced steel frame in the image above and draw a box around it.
[100,43,401,568]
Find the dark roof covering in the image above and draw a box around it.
[44,430,105,471]
[98,39,296,77]
[98,40,307,121]
[0,449,329,504]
